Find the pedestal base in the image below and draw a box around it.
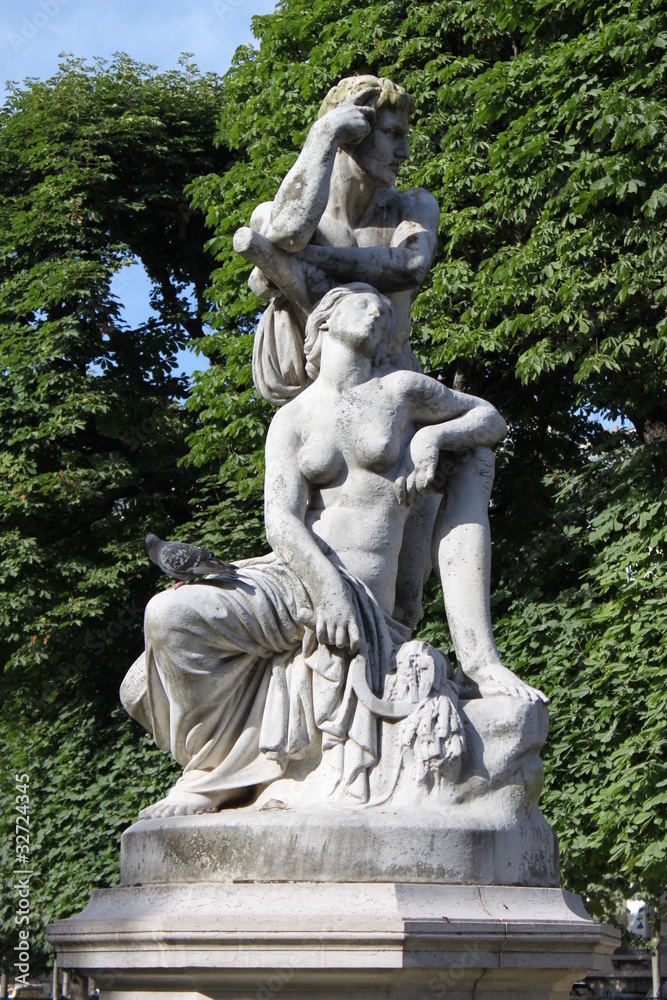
[121,807,559,887]
[47,882,618,1000]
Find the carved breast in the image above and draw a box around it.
[297,433,344,484]
[352,413,402,473]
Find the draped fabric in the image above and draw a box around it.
[251,300,307,407]
[121,554,412,804]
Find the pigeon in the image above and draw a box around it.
[145,534,238,583]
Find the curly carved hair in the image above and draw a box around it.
[318,75,414,119]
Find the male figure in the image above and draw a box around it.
[236,76,542,701]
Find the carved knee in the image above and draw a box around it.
[444,445,495,506]
[143,588,186,643]
[120,654,152,730]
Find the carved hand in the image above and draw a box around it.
[297,573,360,654]
[394,432,443,506]
[319,89,378,146]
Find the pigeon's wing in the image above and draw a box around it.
[196,546,217,562]
[159,542,205,575]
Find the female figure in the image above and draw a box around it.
[264,285,504,650]
[123,285,535,819]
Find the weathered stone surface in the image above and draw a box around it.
[47,71,616,1000]
[121,698,557,887]
[121,809,557,887]
[121,76,547,825]
[47,882,619,1000]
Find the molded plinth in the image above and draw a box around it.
[47,881,618,1000]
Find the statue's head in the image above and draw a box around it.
[319,75,413,187]
[304,283,394,380]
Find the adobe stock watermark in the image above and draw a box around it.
[8,0,73,54]
[212,0,245,20]
[256,968,294,1000]
[13,772,35,990]
[113,399,172,455]
[94,912,484,996]
[95,939,299,995]
[424,950,481,996]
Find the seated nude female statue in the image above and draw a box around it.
[234,74,537,702]
[122,285,544,819]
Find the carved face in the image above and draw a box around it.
[329,291,392,356]
[346,105,410,187]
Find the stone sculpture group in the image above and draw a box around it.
[121,74,547,822]
[49,75,617,1000]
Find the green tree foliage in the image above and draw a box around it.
[0,55,227,964]
[496,438,667,919]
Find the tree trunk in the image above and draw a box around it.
[630,407,667,445]
[68,971,89,1000]
[651,908,662,998]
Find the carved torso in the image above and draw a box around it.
[297,379,408,487]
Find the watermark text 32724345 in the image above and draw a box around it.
[13,772,34,988]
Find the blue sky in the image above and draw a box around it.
[0,0,277,377]
[1,0,277,88]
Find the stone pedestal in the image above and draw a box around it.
[48,881,618,1000]
[47,694,618,998]
[120,806,559,887]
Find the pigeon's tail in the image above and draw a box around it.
[197,560,238,581]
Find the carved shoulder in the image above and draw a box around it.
[398,187,440,236]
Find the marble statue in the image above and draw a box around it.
[49,76,615,1000]
[121,74,546,821]
[235,74,541,700]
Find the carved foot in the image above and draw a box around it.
[459,662,548,704]
[138,787,244,820]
